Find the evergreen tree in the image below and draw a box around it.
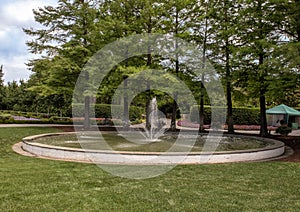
[189,0,216,132]
[267,0,300,107]
[0,65,4,109]
[160,0,197,130]
[237,0,284,137]
[24,0,102,127]
[207,0,242,133]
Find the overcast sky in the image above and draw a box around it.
[0,0,57,83]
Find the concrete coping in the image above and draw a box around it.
[22,132,284,156]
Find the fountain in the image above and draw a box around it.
[20,132,285,165]
[143,97,167,141]
[17,98,286,165]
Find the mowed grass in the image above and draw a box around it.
[1,127,300,211]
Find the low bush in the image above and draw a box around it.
[49,116,71,122]
[0,114,14,123]
[190,106,260,125]
[72,104,144,121]
[0,110,57,119]
[0,114,12,120]
[275,125,292,136]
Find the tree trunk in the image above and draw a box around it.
[170,6,179,131]
[259,90,268,137]
[198,10,209,134]
[123,76,129,130]
[258,52,268,137]
[198,75,205,133]
[84,95,90,129]
[146,80,151,130]
[224,2,234,134]
[227,88,234,133]
[171,93,177,131]
[82,0,90,129]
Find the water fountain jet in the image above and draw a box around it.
[143,97,167,142]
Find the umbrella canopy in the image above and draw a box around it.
[266,104,300,116]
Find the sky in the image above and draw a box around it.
[0,0,57,83]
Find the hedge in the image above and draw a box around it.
[0,104,144,124]
[190,105,260,125]
[72,104,144,121]
[0,110,57,119]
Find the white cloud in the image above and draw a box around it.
[0,0,57,83]
[0,0,55,29]
[0,55,32,82]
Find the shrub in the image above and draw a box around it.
[190,105,260,125]
[72,104,144,121]
[0,114,12,120]
[49,116,72,123]
[275,125,292,136]
[190,106,212,124]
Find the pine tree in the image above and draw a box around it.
[24,0,102,128]
[0,65,4,109]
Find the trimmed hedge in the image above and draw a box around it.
[0,104,144,124]
[0,110,57,118]
[190,105,260,125]
[72,104,144,121]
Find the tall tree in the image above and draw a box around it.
[104,0,167,129]
[271,0,300,107]
[0,65,4,109]
[161,0,195,130]
[24,0,102,128]
[189,0,216,132]
[207,0,241,133]
[237,0,283,137]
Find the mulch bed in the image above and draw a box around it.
[271,135,300,162]
[52,126,300,162]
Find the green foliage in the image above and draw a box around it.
[275,125,292,136]
[0,114,14,123]
[10,0,299,133]
[190,105,260,125]
[0,65,4,109]
[49,116,71,123]
[72,104,144,121]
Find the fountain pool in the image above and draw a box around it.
[21,132,285,165]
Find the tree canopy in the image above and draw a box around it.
[15,0,300,136]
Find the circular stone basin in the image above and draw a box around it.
[21,132,285,165]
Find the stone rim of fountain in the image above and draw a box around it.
[19,132,286,164]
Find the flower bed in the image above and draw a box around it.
[13,116,40,121]
[177,120,210,129]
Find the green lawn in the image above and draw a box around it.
[1,127,300,211]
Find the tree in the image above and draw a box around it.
[188,0,216,132]
[237,0,284,137]
[0,65,5,109]
[161,0,196,130]
[24,0,102,128]
[99,0,166,129]
[207,0,242,134]
[266,0,300,107]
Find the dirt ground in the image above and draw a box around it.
[272,136,300,162]
[53,126,300,163]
